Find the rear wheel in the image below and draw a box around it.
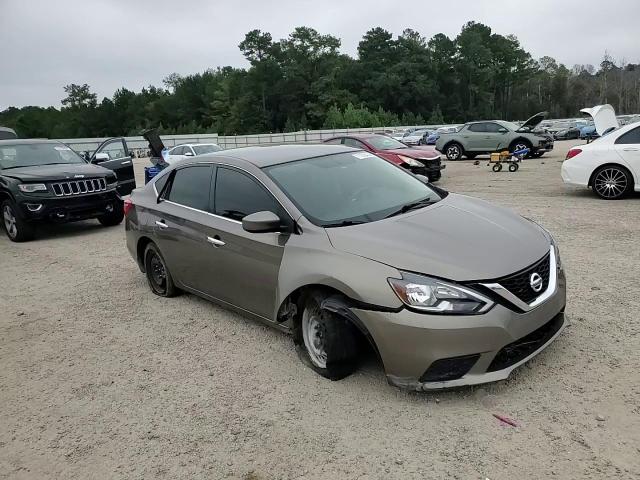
[492,163,503,172]
[2,200,35,242]
[144,243,178,297]
[296,293,359,380]
[445,142,464,161]
[508,163,519,172]
[592,165,633,200]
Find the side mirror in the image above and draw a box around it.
[184,151,194,157]
[242,211,282,233]
[93,152,110,163]
[498,128,508,134]
[415,173,430,184]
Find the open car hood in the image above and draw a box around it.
[517,112,547,132]
[580,104,620,136]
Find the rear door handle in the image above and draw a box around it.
[623,147,638,152]
[207,236,225,247]
[155,220,168,229]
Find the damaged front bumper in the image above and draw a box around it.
[350,270,566,391]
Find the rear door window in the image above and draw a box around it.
[214,167,283,222]
[615,127,640,144]
[167,165,213,211]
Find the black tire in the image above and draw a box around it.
[295,292,359,381]
[508,163,518,172]
[2,200,35,242]
[591,165,633,200]
[98,199,124,226]
[444,142,464,161]
[144,243,178,297]
[492,163,503,172]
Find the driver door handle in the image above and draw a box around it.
[155,220,168,229]
[207,236,225,247]
[623,147,638,152]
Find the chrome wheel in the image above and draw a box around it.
[3,205,17,239]
[593,167,629,199]
[302,305,327,368]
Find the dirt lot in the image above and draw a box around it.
[1,140,639,480]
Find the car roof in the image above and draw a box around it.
[0,139,61,146]
[211,144,357,167]
[173,143,219,148]
[326,133,378,141]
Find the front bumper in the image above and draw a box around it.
[536,139,554,152]
[351,269,566,391]
[407,161,445,180]
[16,189,121,223]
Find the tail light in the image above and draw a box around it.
[123,198,134,216]
[566,148,582,160]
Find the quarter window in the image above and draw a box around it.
[215,167,282,222]
[167,165,213,211]
[615,127,640,145]
[171,146,185,156]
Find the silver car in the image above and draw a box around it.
[125,145,566,390]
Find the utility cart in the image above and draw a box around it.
[488,148,529,172]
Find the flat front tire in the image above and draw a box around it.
[296,293,359,381]
[2,200,35,242]
[144,243,178,297]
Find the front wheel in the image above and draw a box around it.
[296,293,359,381]
[445,143,464,161]
[492,163,503,172]
[98,200,124,226]
[2,200,35,242]
[592,165,632,200]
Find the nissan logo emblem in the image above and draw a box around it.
[530,273,543,293]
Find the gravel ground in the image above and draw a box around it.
[1,140,639,480]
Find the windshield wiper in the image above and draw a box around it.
[385,197,433,218]
[323,220,367,228]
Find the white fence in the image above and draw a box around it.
[57,126,442,154]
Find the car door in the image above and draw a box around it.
[614,125,640,180]
[206,166,289,320]
[462,123,487,151]
[483,122,509,150]
[151,164,218,291]
[91,137,136,195]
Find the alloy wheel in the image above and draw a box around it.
[3,205,17,239]
[446,145,461,160]
[302,306,328,368]
[594,167,628,199]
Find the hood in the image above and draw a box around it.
[383,146,440,160]
[325,193,550,281]
[517,112,547,132]
[2,163,112,182]
[580,104,620,136]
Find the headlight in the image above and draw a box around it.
[388,273,494,314]
[397,155,423,167]
[18,183,47,193]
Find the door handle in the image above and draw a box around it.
[121,160,132,165]
[207,236,225,247]
[155,220,168,229]
[623,147,638,152]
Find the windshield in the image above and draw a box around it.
[0,142,85,169]
[264,151,444,227]
[193,144,222,155]
[365,136,407,150]
[500,121,521,131]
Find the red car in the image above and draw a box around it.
[323,134,444,181]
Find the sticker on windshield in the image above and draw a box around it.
[54,146,72,151]
[352,152,375,159]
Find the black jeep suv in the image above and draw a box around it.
[0,138,135,242]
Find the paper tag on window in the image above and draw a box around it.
[352,152,375,159]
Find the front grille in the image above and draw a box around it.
[497,253,551,304]
[51,178,107,197]
[487,312,564,372]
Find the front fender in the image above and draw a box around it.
[275,224,403,319]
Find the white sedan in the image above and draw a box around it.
[164,143,222,164]
[561,122,640,199]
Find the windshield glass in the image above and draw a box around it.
[193,144,222,155]
[0,142,85,169]
[264,151,444,227]
[365,136,407,150]
[500,121,520,131]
